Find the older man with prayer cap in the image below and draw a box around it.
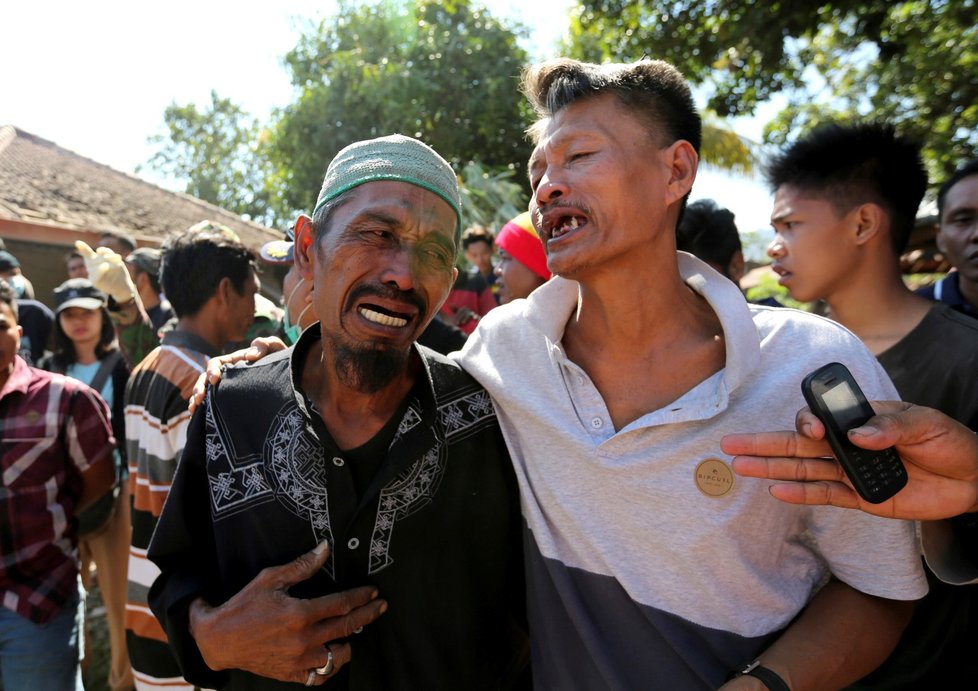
[146,135,528,690]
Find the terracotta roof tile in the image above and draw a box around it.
[0,125,281,251]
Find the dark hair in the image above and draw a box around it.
[676,199,741,278]
[65,250,84,264]
[100,231,137,254]
[0,278,17,321]
[129,263,162,295]
[937,158,978,221]
[461,225,494,251]
[765,122,927,254]
[160,227,257,318]
[521,58,701,155]
[52,305,118,363]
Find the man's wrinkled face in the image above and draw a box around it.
[938,174,978,285]
[297,181,457,391]
[527,93,684,279]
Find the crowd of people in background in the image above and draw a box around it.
[1,53,977,691]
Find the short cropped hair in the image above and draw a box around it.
[765,122,927,254]
[461,225,495,251]
[676,199,741,278]
[100,231,137,254]
[0,278,17,321]
[521,58,701,155]
[937,158,978,221]
[160,227,257,318]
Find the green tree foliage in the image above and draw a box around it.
[458,161,527,233]
[567,0,977,182]
[141,90,273,223]
[267,0,534,218]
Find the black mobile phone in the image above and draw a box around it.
[800,362,908,504]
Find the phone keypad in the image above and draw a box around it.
[849,447,907,500]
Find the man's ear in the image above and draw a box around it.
[294,215,316,281]
[134,271,149,293]
[728,249,746,285]
[215,276,233,307]
[664,140,698,207]
[935,227,949,256]
[852,203,885,246]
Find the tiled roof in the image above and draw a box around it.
[0,125,280,251]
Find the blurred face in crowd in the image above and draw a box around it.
[494,250,546,305]
[66,255,88,279]
[281,263,316,343]
[0,300,22,384]
[464,239,494,276]
[223,271,260,344]
[59,307,102,350]
[938,174,978,289]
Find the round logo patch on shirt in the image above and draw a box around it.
[694,458,735,497]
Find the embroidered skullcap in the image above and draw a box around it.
[314,134,462,239]
[495,212,551,281]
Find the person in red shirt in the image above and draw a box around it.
[0,277,116,690]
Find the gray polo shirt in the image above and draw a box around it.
[455,252,927,690]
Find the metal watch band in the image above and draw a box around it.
[743,663,790,691]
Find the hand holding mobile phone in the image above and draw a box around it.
[800,362,908,504]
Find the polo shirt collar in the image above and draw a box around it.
[0,355,33,399]
[522,251,761,397]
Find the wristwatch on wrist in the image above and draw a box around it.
[735,660,790,691]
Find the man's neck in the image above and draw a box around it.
[301,343,417,450]
[175,312,225,353]
[562,264,726,430]
[826,276,932,355]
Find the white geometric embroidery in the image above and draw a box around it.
[265,405,335,578]
[206,376,497,579]
[369,444,445,574]
[365,385,495,575]
[205,397,271,513]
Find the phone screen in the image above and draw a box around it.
[821,380,866,430]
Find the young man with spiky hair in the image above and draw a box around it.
[766,122,978,688]
[124,226,260,691]
[456,59,927,690]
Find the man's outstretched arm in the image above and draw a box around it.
[722,401,978,520]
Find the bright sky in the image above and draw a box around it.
[2,0,775,246]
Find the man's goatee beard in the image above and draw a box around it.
[329,334,411,394]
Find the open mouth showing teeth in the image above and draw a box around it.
[552,216,584,239]
[359,306,409,328]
